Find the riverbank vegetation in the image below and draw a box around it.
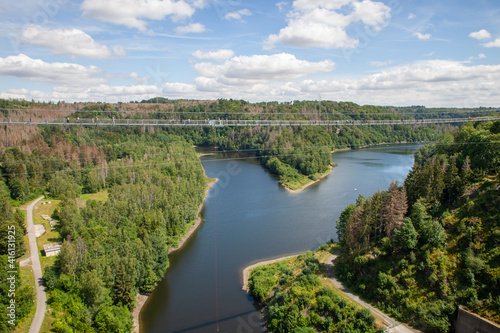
[248,246,383,333]
[335,120,500,332]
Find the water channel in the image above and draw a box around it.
[141,143,424,333]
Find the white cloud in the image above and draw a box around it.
[80,0,196,31]
[130,72,148,83]
[188,59,500,106]
[358,60,490,86]
[469,53,487,61]
[264,0,391,50]
[292,0,352,11]
[163,82,196,94]
[370,60,393,67]
[469,29,491,40]
[20,24,123,59]
[350,0,391,29]
[294,60,500,106]
[408,13,416,19]
[264,14,358,50]
[1,84,162,103]
[187,0,206,9]
[3,55,499,107]
[193,53,335,87]
[113,45,128,57]
[224,9,251,21]
[276,2,288,11]
[192,49,235,61]
[0,54,106,86]
[176,23,206,34]
[414,32,431,40]
[0,88,45,101]
[483,38,500,48]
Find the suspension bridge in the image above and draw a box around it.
[1,116,499,127]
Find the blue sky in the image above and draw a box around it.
[0,0,499,106]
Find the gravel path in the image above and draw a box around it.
[241,251,417,333]
[322,254,416,333]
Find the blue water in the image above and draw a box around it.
[142,143,423,333]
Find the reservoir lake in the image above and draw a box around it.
[141,143,424,333]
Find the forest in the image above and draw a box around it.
[335,120,500,332]
[0,98,496,332]
[0,124,209,332]
[248,248,383,333]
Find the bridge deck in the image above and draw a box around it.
[1,116,499,127]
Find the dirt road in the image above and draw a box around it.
[322,254,416,333]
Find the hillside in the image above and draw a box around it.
[0,125,209,332]
[335,120,500,332]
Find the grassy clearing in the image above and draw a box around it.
[76,189,108,207]
[12,266,36,333]
[40,309,56,333]
[33,200,62,271]
[281,174,313,191]
[282,165,334,191]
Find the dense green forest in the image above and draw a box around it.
[0,126,209,332]
[335,120,500,332]
[248,248,382,333]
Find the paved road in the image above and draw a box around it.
[322,254,415,333]
[27,196,46,333]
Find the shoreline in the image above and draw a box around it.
[285,141,427,192]
[196,152,216,158]
[284,165,334,194]
[132,171,217,333]
[132,294,149,333]
[331,140,429,153]
[168,179,217,254]
[241,254,300,293]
